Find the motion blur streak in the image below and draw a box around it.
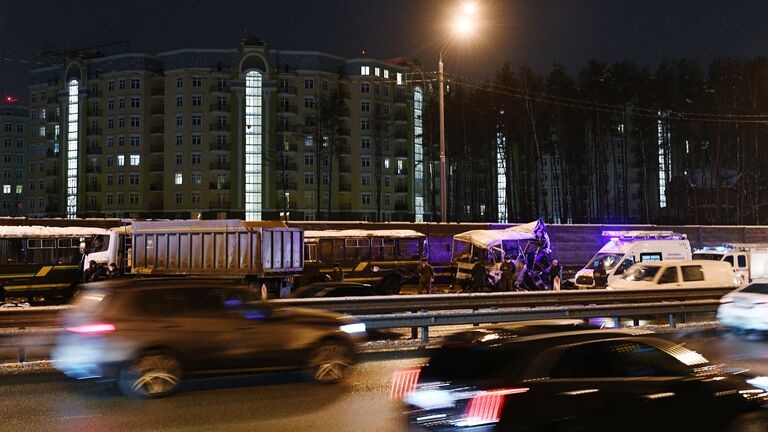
[389,368,421,400]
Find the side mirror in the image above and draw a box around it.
[79,242,87,254]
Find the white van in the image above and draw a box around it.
[575,231,692,289]
[608,260,740,290]
[692,245,768,284]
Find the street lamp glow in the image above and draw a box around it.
[455,17,474,36]
[463,2,477,15]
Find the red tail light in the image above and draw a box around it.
[719,297,734,304]
[65,323,116,334]
[389,368,421,400]
[462,388,529,425]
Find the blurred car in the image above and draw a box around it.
[718,283,768,331]
[288,282,386,298]
[52,278,366,399]
[394,324,768,431]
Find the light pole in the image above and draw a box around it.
[438,2,477,223]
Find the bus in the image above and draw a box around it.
[302,229,426,294]
[0,225,111,304]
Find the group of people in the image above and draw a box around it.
[83,260,121,283]
[469,254,562,293]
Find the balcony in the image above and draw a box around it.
[278,180,297,190]
[339,183,351,192]
[337,143,351,154]
[339,164,351,173]
[209,123,231,132]
[209,142,231,151]
[393,129,408,140]
[277,161,297,171]
[86,165,102,174]
[150,183,163,192]
[278,105,298,114]
[87,127,103,136]
[277,123,298,133]
[210,84,229,93]
[395,183,409,193]
[395,202,409,211]
[210,182,231,190]
[151,87,164,97]
[394,146,409,158]
[209,200,231,209]
[150,144,164,153]
[86,146,102,155]
[209,162,231,170]
[278,86,298,96]
[86,184,102,192]
[210,104,231,112]
[151,126,163,134]
[150,163,164,172]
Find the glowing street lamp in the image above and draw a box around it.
[438,3,478,222]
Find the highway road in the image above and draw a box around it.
[1,327,767,432]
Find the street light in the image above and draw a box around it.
[439,2,478,223]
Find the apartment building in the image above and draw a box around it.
[0,104,28,215]
[25,39,430,222]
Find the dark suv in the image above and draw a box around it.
[53,278,366,398]
[396,324,768,431]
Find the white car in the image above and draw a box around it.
[608,260,740,290]
[718,283,768,331]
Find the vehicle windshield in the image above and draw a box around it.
[451,239,473,262]
[692,253,724,261]
[588,253,625,271]
[87,234,111,253]
[623,265,661,282]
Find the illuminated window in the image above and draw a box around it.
[117,155,125,166]
[2,185,9,194]
[130,154,140,165]
[66,79,79,218]
[360,66,370,76]
[396,73,404,86]
[414,86,424,221]
[496,131,507,223]
[374,67,380,76]
[244,69,263,221]
[174,172,183,185]
[383,70,389,79]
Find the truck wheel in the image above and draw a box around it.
[307,340,353,384]
[381,276,401,295]
[118,352,182,399]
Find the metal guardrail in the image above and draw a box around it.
[0,286,734,329]
[0,299,720,362]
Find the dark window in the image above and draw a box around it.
[612,342,691,377]
[681,265,705,282]
[551,342,620,378]
[738,255,747,268]
[398,238,422,259]
[724,256,734,267]
[552,341,690,378]
[657,267,678,284]
[140,289,188,316]
[318,240,334,261]
[742,284,768,295]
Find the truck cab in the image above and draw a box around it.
[575,231,692,289]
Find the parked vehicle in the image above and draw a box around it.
[0,225,110,304]
[287,282,386,298]
[451,219,552,289]
[575,231,691,289]
[693,244,768,284]
[718,283,768,331]
[395,323,768,431]
[301,229,425,294]
[83,220,304,297]
[608,260,740,290]
[52,278,366,398]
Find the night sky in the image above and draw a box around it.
[3,0,768,97]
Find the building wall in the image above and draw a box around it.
[24,41,423,221]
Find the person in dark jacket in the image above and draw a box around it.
[417,258,435,294]
[499,255,516,292]
[469,263,487,293]
[329,263,345,282]
[593,260,608,289]
[83,260,98,283]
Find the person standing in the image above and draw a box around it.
[417,258,435,294]
[83,260,98,283]
[499,255,516,292]
[470,262,487,293]
[546,259,562,290]
[593,260,608,290]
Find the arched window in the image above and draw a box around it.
[66,80,79,218]
[244,70,263,221]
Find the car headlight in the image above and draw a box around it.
[340,323,366,334]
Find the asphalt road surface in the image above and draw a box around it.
[1,328,767,432]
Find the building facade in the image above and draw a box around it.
[0,104,29,216]
[25,40,431,222]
